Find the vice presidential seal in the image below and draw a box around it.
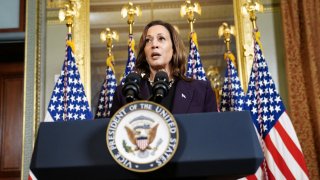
[106,101,179,172]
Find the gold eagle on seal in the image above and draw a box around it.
[125,123,159,151]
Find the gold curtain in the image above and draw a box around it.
[280,0,320,178]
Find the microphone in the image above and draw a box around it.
[152,70,169,103]
[122,72,141,103]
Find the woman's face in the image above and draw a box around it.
[144,25,173,72]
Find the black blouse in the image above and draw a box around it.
[147,79,178,111]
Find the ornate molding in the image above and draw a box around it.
[233,0,252,92]
[46,10,60,24]
[72,0,91,104]
[47,0,68,9]
[90,0,233,12]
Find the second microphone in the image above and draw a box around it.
[151,70,170,103]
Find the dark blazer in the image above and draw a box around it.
[109,79,217,117]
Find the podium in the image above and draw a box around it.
[30,111,263,179]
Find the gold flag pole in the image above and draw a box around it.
[218,22,237,66]
[180,0,201,33]
[100,28,119,73]
[97,28,119,118]
[242,0,264,53]
[121,2,142,35]
[100,28,119,57]
[242,1,269,179]
[58,0,81,40]
[57,0,82,121]
[242,0,264,31]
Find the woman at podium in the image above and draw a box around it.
[110,20,217,117]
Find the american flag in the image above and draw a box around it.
[95,55,117,118]
[45,38,93,122]
[121,35,136,84]
[186,32,207,81]
[244,31,309,179]
[220,51,246,112]
[28,170,37,180]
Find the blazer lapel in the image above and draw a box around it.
[172,80,194,114]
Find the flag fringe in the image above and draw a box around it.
[224,52,236,68]
[191,32,199,49]
[106,55,115,73]
[66,40,75,53]
[128,38,135,52]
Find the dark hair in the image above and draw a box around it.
[135,20,188,80]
